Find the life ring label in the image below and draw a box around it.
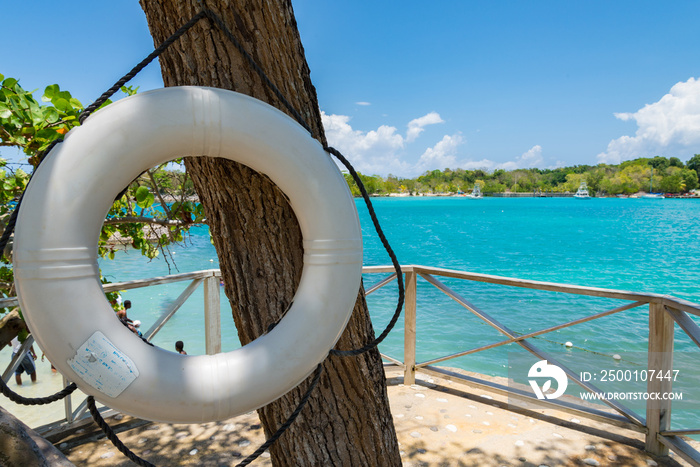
[68,331,139,398]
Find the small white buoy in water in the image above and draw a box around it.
[209,259,214,262]
[565,341,573,348]
[613,354,621,361]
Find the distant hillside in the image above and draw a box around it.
[344,155,700,196]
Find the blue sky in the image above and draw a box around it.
[2,1,699,177]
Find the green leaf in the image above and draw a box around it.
[35,128,58,140]
[53,98,71,112]
[43,84,59,102]
[3,78,18,89]
[135,186,150,202]
[120,85,139,97]
[44,107,60,123]
[135,186,155,208]
[56,90,72,102]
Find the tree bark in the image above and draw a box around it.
[0,405,75,467]
[0,309,26,351]
[139,1,400,465]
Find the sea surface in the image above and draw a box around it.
[4,197,700,431]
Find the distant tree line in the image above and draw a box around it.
[344,155,700,196]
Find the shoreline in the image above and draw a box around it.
[375,192,700,199]
[136,192,700,202]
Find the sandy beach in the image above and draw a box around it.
[44,368,693,467]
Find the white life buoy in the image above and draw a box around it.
[13,87,362,423]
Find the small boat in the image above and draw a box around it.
[643,168,664,198]
[574,182,590,199]
[467,185,483,199]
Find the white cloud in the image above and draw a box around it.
[415,134,464,172]
[322,112,409,175]
[430,145,544,173]
[496,145,543,170]
[406,111,444,142]
[322,110,550,177]
[519,145,544,166]
[461,159,497,170]
[597,77,700,164]
[355,101,371,106]
[322,111,455,176]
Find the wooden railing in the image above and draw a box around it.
[2,265,699,464]
[1,269,221,436]
[364,265,700,466]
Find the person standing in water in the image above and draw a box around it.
[175,341,187,355]
[11,337,37,385]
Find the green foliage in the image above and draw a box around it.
[683,167,699,191]
[341,155,700,198]
[687,154,700,176]
[1,76,83,159]
[669,157,683,168]
[0,75,207,317]
[135,186,155,208]
[658,167,684,193]
[102,276,123,312]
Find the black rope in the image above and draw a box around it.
[326,146,405,357]
[78,10,208,124]
[236,363,323,467]
[0,380,78,406]
[0,193,21,255]
[0,140,80,406]
[201,8,312,134]
[87,396,155,467]
[87,363,323,467]
[0,138,63,258]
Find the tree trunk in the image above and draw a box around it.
[139,1,400,465]
[0,405,75,467]
[0,309,26,351]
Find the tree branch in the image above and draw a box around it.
[147,169,172,217]
[45,119,73,129]
[103,216,200,226]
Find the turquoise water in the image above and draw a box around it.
[99,197,700,429]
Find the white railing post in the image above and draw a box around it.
[63,376,73,423]
[646,302,674,455]
[204,274,221,355]
[404,269,417,385]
